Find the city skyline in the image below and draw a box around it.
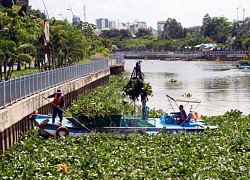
[29,0,249,29]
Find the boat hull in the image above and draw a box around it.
[35,114,91,137]
[34,114,217,137]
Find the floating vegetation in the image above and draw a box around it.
[170,78,177,83]
[183,92,192,98]
[0,110,249,178]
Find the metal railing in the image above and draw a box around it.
[0,59,111,109]
[114,50,245,56]
[109,54,124,66]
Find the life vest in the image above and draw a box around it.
[195,112,199,119]
[54,94,63,105]
[191,112,196,119]
[179,110,187,121]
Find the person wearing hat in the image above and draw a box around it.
[47,88,65,124]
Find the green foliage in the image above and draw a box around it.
[0,6,112,80]
[123,79,153,101]
[162,18,186,39]
[100,29,132,40]
[10,68,39,78]
[69,75,133,119]
[1,110,250,178]
[135,28,153,39]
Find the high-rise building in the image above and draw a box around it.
[118,22,129,30]
[136,21,147,29]
[157,21,166,31]
[96,18,109,30]
[109,21,117,29]
[73,15,81,24]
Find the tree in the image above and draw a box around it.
[135,28,153,39]
[202,14,232,44]
[162,18,185,39]
[100,29,120,39]
[119,29,132,39]
[231,18,250,50]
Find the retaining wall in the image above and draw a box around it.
[0,68,110,153]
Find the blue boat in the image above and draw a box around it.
[34,94,218,136]
[237,60,250,69]
[35,60,217,137]
[34,114,91,137]
[158,95,218,134]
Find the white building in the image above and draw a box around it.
[157,21,166,31]
[108,21,117,29]
[96,18,109,30]
[118,22,129,30]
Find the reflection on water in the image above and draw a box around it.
[124,60,250,116]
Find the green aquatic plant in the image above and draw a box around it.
[1,110,250,178]
[69,74,133,120]
[183,93,192,98]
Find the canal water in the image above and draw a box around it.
[124,59,250,116]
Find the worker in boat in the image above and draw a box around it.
[47,88,65,124]
[178,105,187,121]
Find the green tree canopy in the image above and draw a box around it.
[162,18,185,39]
[202,14,232,44]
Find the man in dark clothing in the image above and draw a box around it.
[48,88,65,124]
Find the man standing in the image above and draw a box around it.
[48,88,64,124]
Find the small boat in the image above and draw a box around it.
[237,60,250,69]
[34,113,160,137]
[34,94,217,137]
[34,114,91,137]
[159,95,218,133]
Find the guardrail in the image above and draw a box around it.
[114,50,245,56]
[0,59,112,109]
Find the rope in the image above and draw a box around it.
[38,92,93,134]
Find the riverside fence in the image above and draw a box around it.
[0,59,113,109]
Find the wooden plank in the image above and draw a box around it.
[4,129,8,150]
[9,126,13,147]
[0,131,3,153]
[13,123,17,143]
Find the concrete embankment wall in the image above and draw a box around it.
[0,68,111,153]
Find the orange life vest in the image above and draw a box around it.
[54,94,63,105]
[179,110,187,121]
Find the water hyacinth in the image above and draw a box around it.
[0,110,249,178]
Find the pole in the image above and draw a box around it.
[67,5,74,23]
[58,11,64,19]
[38,92,93,133]
[42,0,50,19]
[237,7,238,22]
[67,5,74,16]
[83,5,86,22]
[237,5,241,22]
[243,8,245,21]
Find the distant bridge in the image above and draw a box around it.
[116,51,246,61]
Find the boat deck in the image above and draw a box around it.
[35,115,77,128]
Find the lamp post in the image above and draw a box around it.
[237,5,241,22]
[67,5,74,23]
[67,5,74,16]
[243,8,245,21]
[58,11,64,20]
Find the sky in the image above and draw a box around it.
[29,0,249,29]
